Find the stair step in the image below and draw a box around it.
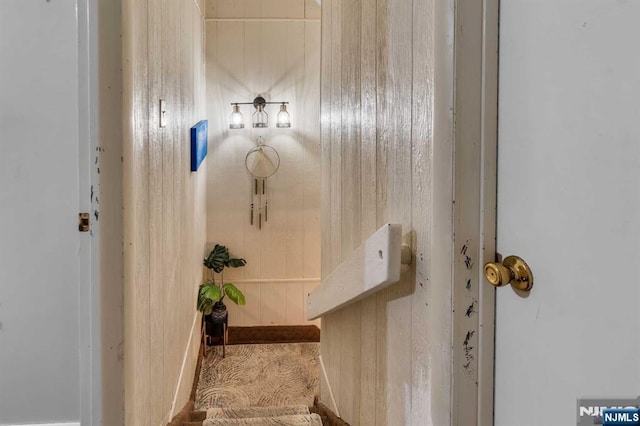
[203,413,323,426]
[191,411,207,422]
[207,406,310,419]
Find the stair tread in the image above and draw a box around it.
[207,406,310,419]
[191,411,207,421]
[203,413,322,426]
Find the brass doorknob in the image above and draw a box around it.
[483,255,533,291]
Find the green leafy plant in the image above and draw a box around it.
[197,244,247,315]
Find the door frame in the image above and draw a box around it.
[77,0,103,423]
[451,0,499,425]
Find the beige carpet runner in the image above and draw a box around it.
[195,343,320,409]
[195,343,322,426]
[207,406,310,418]
[203,405,322,426]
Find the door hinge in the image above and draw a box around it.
[79,213,90,232]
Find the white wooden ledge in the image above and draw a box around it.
[307,223,409,320]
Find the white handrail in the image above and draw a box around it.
[306,223,409,320]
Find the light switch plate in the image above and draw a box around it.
[159,99,167,128]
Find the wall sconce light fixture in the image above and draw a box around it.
[229,96,291,129]
[229,104,244,129]
[276,103,291,128]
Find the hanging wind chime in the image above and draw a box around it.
[245,137,280,229]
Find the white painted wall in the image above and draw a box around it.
[0,1,88,424]
[204,0,321,327]
[1,1,128,424]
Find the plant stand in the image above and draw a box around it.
[202,314,228,358]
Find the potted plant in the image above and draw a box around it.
[198,244,247,344]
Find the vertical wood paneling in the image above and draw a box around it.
[220,279,323,328]
[319,0,333,285]
[410,0,435,423]
[374,289,388,425]
[260,21,290,282]
[206,0,244,19]
[243,283,262,326]
[206,0,317,20]
[341,0,362,258]
[319,0,460,424]
[161,0,179,417]
[337,0,362,421]
[328,0,342,275]
[303,21,322,280]
[358,0,378,422]
[374,0,388,229]
[358,297,377,426]
[382,0,414,423]
[286,19,307,280]
[326,0,343,410]
[319,0,334,410]
[359,0,377,243]
[123,0,151,423]
[123,0,206,424]
[305,0,321,20]
[147,0,164,421]
[204,1,321,327]
[286,281,305,324]
[373,2,390,422]
[326,310,342,410]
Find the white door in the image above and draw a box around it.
[495,1,640,425]
[0,1,96,424]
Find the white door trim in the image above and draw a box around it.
[451,0,499,425]
[77,0,102,424]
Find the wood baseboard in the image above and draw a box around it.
[168,334,204,426]
[313,397,350,426]
[166,400,194,426]
[223,325,321,345]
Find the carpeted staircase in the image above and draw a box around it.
[170,328,334,426]
[180,405,323,426]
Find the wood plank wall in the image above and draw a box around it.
[204,0,321,328]
[319,0,456,425]
[123,0,207,425]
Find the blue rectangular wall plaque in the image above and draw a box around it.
[190,120,208,171]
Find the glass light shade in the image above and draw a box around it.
[276,103,291,128]
[229,105,244,129]
[252,104,268,128]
